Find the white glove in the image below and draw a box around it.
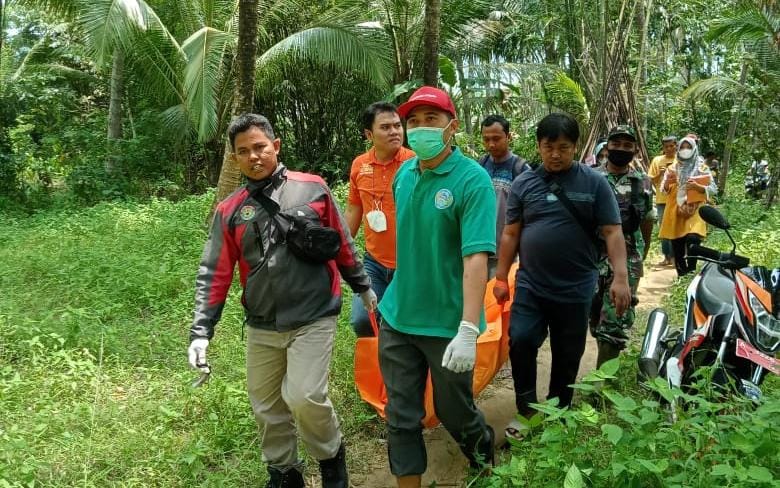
[188,338,210,372]
[442,321,479,373]
[360,288,378,312]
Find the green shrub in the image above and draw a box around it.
[481,358,780,488]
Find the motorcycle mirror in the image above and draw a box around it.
[698,205,730,230]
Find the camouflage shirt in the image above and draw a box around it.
[595,164,654,277]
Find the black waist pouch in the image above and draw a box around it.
[255,190,341,264]
[280,212,341,263]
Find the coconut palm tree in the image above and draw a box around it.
[210,0,396,201]
[422,0,441,86]
[15,0,179,174]
[684,0,780,197]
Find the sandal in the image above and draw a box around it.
[504,418,530,442]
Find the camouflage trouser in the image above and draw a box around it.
[589,264,640,349]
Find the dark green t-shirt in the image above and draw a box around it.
[379,148,496,338]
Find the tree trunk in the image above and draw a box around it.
[422,0,441,87]
[456,57,472,145]
[0,0,6,64]
[719,62,749,196]
[213,0,260,206]
[106,48,125,175]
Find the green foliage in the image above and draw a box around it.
[0,188,380,485]
[258,62,378,182]
[480,357,780,488]
[543,71,590,130]
[480,195,780,488]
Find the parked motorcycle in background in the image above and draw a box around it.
[745,160,771,199]
[639,206,780,403]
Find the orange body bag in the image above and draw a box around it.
[353,264,517,428]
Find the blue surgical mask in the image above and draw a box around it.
[407,121,452,160]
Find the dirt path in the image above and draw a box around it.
[348,264,679,488]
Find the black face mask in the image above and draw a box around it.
[608,149,634,167]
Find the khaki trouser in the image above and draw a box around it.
[246,315,341,468]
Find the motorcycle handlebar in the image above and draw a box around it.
[688,244,750,269]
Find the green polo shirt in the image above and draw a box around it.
[378,147,496,338]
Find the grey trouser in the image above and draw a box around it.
[246,316,341,469]
[378,321,491,476]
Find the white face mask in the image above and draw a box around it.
[678,148,694,160]
[365,202,387,232]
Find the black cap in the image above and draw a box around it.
[608,125,637,142]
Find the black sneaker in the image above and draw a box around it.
[319,443,348,488]
[265,466,305,488]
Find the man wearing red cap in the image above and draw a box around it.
[377,86,497,486]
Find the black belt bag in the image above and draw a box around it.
[257,193,341,263]
[278,211,341,263]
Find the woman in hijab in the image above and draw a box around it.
[659,136,717,276]
[585,141,608,167]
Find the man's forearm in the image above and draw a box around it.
[462,252,488,325]
[605,226,629,280]
[495,225,520,281]
[345,203,363,238]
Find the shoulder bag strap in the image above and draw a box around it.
[533,165,599,246]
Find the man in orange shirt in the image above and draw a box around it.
[346,102,415,336]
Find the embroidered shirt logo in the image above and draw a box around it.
[434,189,454,209]
[240,205,256,220]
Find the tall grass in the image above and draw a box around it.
[0,191,378,486]
[2,190,778,486]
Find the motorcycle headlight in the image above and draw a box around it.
[749,291,780,352]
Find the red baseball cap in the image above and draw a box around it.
[397,86,457,119]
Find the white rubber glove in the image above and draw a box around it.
[188,338,210,372]
[360,288,378,312]
[442,321,479,373]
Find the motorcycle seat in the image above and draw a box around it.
[697,264,734,316]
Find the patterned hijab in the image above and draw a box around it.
[675,136,700,205]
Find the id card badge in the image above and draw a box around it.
[365,202,387,232]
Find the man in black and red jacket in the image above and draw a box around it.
[187,113,375,488]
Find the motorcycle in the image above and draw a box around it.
[639,205,780,402]
[745,160,771,199]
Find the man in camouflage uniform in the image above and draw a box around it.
[591,125,655,367]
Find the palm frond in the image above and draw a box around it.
[159,103,194,144]
[10,33,48,82]
[182,26,232,143]
[77,0,147,64]
[257,25,393,89]
[439,0,494,44]
[544,71,589,125]
[708,2,778,47]
[13,0,78,19]
[682,76,749,101]
[127,25,186,107]
[41,63,96,81]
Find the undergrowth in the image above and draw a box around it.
[1,188,778,486]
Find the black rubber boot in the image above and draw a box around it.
[468,425,495,472]
[596,341,621,368]
[265,466,305,488]
[319,443,348,488]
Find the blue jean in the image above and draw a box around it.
[351,253,394,337]
[656,204,673,258]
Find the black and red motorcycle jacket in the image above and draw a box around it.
[190,164,370,340]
